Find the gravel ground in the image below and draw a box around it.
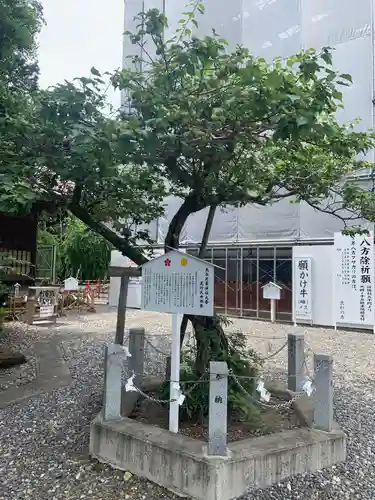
[0,309,375,499]
[0,324,38,391]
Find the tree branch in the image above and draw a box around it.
[68,203,148,265]
[72,183,82,205]
[164,194,206,251]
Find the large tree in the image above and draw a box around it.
[0,0,44,210]
[2,5,375,373]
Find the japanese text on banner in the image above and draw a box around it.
[294,258,312,321]
[334,232,374,326]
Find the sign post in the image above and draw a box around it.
[261,281,282,323]
[170,312,182,433]
[141,250,215,433]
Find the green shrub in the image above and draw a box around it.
[160,322,264,427]
[59,218,112,280]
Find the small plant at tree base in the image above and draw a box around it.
[160,316,264,427]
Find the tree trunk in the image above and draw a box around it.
[164,194,205,251]
[191,314,228,375]
[179,204,217,346]
[163,200,227,374]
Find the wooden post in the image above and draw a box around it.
[128,327,145,386]
[270,299,276,323]
[109,266,141,346]
[115,275,129,345]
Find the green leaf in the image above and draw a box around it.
[266,71,283,88]
[320,49,332,65]
[339,73,353,83]
[296,116,309,127]
[90,67,101,77]
[332,90,343,101]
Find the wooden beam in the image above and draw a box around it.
[109,266,141,278]
[115,274,129,345]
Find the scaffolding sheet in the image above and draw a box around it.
[123,0,374,244]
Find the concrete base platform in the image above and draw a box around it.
[90,409,346,500]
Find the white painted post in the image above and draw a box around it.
[270,299,276,323]
[169,313,182,433]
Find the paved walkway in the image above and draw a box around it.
[0,308,167,409]
[0,339,71,409]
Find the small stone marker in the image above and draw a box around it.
[103,343,124,421]
[287,332,305,392]
[208,361,229,456]
[313,353,333,432]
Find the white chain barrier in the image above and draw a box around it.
[122,332,319,410]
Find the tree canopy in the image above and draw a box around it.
[1,5,375,260]
[0,0,45,211]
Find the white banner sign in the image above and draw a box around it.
[39,305,54,318]
[141,250,214,316]
[294,257,312,321]
[334,231,374,325]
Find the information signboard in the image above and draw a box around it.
[141,250,214,317]
[262,281,282,301]
[64,277,79,291]
[334,231,374,326]
[294,257,313,321]
[39,305,54,318]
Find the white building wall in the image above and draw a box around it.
[108,251,142,308]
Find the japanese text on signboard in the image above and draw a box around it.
[294,258,312,321]
[334,232,374,325]
[141,251,214,316]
